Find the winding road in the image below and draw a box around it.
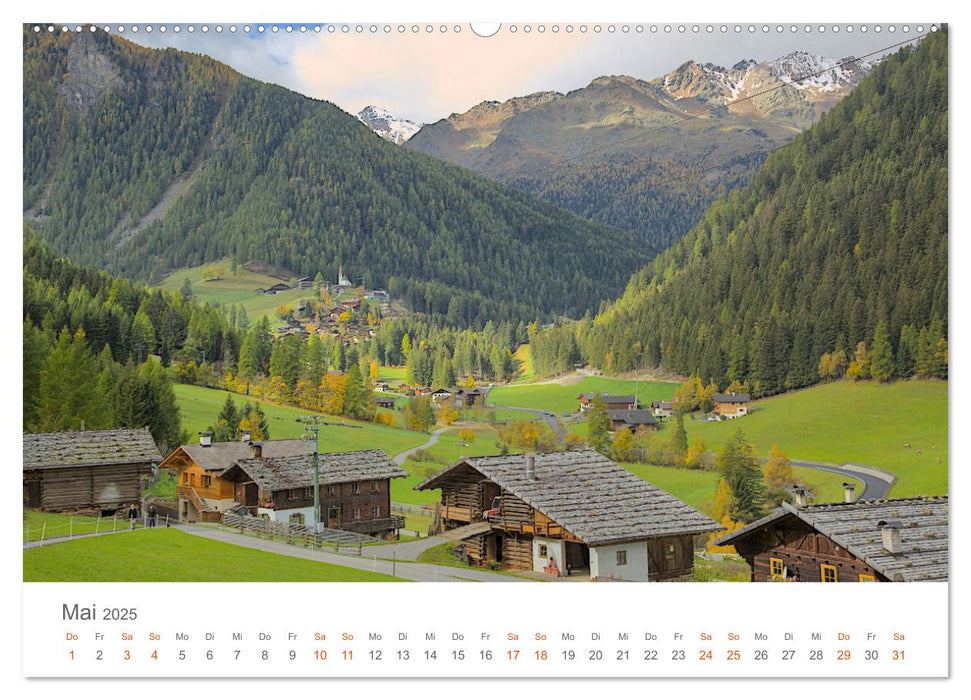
[393,426,452,466]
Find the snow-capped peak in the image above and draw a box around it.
[767,51,873,92]
[357,105,423,144]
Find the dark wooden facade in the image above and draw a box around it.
[732,516,884,582]
[22,463,150,512]
[647,536,695,581]
[228,473,395,536]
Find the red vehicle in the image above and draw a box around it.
[483,496,501,521]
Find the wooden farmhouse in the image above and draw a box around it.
[159,437,306,522]
[712,495,948,582]
[607,409,657,432]
[375,396,397,410]
[23,428,161,513]
[457,387,487,408]
[712,393,751,418]
[577,393,639,413]
[219,448,407,537]
[416,449,718,581]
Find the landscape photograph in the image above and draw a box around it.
[22,22,947,584]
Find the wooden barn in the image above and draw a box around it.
[577,393,639,413]
[23,428,161,513]
[416,450,718,581]
[712,393,750,418]
[219,448,407,537]
[712,496,948,582]
[159,437,306,522]
[607,409,657,432]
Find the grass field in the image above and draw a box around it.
[23,529,402,582]
[686,380,947,497]
[377,366,408,383]
[161,262,311,322]
[619,463,860,513]
[173,383,429,457]
[488,376,678,413]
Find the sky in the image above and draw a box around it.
[122,23,926,124]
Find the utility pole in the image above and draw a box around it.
[297,416,362,531]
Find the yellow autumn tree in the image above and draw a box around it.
[684,437,710,470]
[458,427,476,444]
[707,478,744,555]
[610,427,635,462]
[369,360,380,381]
[437,404,459,426]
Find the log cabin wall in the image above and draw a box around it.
[270,479,392,525]
[26,463,150,511]
[734,521,885,582]
[500,533,533,571]
[439,465,489,526]
[463,533,488,566]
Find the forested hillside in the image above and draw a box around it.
[23,29,650,325]
[532,30,947,395]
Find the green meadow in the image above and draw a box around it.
[23,529,401,582]
[488,376,678,413]
[685,380,947,497]
[172,383,428,458]
[160,262,311,322]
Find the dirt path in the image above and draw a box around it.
[393,426,452,465]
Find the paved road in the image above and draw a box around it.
[789,459,893,500]
[178,524,524,582]
[393,426,452,466]
[488,403,569,440]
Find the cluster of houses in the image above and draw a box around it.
[22,426,948,583]
[575,391,751,428]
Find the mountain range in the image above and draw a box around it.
[23,29,651,326]
[402,51,873,250]
[357,105,422,144]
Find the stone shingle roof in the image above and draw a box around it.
[222,450,407,491]
[712,496,949,582]
[712,393,751,403]
[416,449,718,547]
[608,409,657,426]
[578,393,636,404]
[23,428,161,471]
[164,439,307,473]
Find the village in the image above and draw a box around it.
[23,396,948,583]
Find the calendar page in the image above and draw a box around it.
[17,0,955,691]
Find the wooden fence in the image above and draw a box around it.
[221,512,378,552]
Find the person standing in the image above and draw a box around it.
[149,504,157,528]
[128,503,138,530]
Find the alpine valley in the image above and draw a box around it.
[23,30,652,325]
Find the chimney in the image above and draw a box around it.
[843,482,856,503]
[793,486,808,508]
[199,431,212,447]
[878,519,903,555]
[249,442,263,459]
[241,428,252,443]
[525,454,536,481]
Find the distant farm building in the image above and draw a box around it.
[294,277,314,290]
[23,428,161,512]
[416,450,718,581]
[260,282,291,295]
[219,448,407,537]
[651,400,674,419]
[712,393,751,418]
[577,393,639,413]
[607,409,657,432]
[375,396,397,410]
[457,387,487,408]
[712,495,948,582]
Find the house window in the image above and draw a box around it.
[352,508,362,520]
[538,544,548,558]
[304,487,312,498]
[820,564,838,583]
[202,475,212,488]
[290,488,301,500]
[859,574,876,583]
[326,485,336,496]
[289,512,305,525]
[351,482,360,495]
[371,480,380,493]
[371,506,381,518]
[770,557,784,578]
[182,472,189,484]
[616,550,627,566]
